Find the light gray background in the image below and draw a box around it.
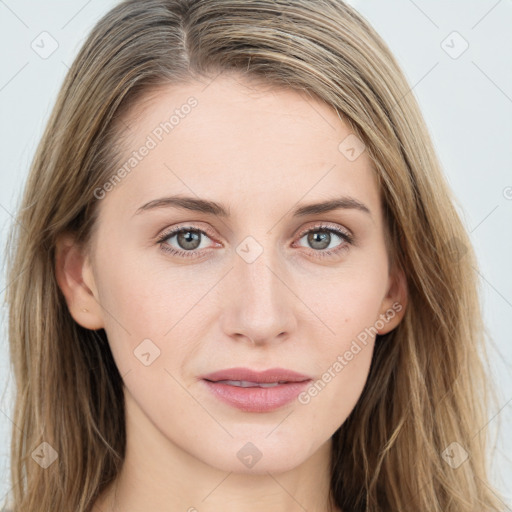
[0,0,510,507]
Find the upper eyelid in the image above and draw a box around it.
[157,223,217,243]
[296,223,351,238]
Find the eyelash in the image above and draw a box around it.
[156,223,354,260]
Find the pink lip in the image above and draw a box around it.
[202,367,311,383]
[201,367,312,413]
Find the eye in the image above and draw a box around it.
[156,226,218,259]
[294,223,354,259]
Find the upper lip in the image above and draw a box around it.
[202,367,312,383]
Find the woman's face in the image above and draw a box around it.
[59,74,406,475]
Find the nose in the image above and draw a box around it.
[218,241,298,347]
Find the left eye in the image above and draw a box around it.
[295,227,350,252]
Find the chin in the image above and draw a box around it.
[195,433,318,475]
[214,451,307,475]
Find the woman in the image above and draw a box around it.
[4,0,506,510]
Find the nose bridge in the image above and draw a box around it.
[238,234,280,296]
[220,232,296,343]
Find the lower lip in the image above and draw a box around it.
[203,380,311,412]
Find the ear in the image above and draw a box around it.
[376,263,408,335]
[54,233,105,330]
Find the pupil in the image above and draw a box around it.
[308,231,330,250]
[179,230,200,249]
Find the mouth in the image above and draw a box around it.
[208,379,290,388]
[201,367,312,412]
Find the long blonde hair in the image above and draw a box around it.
[4,0,506,510]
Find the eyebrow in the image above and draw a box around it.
[133,195,372,218]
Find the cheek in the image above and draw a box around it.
[307,259,389,341]
[298,262,387,422]
[92,246,215,383]
[298,318,376,433]
[91,247,168,366]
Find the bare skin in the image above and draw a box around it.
[56,73,407,512]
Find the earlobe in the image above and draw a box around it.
[376,265,408,335]
[54,233,104,330]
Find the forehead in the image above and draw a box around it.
[99,74,380,224]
